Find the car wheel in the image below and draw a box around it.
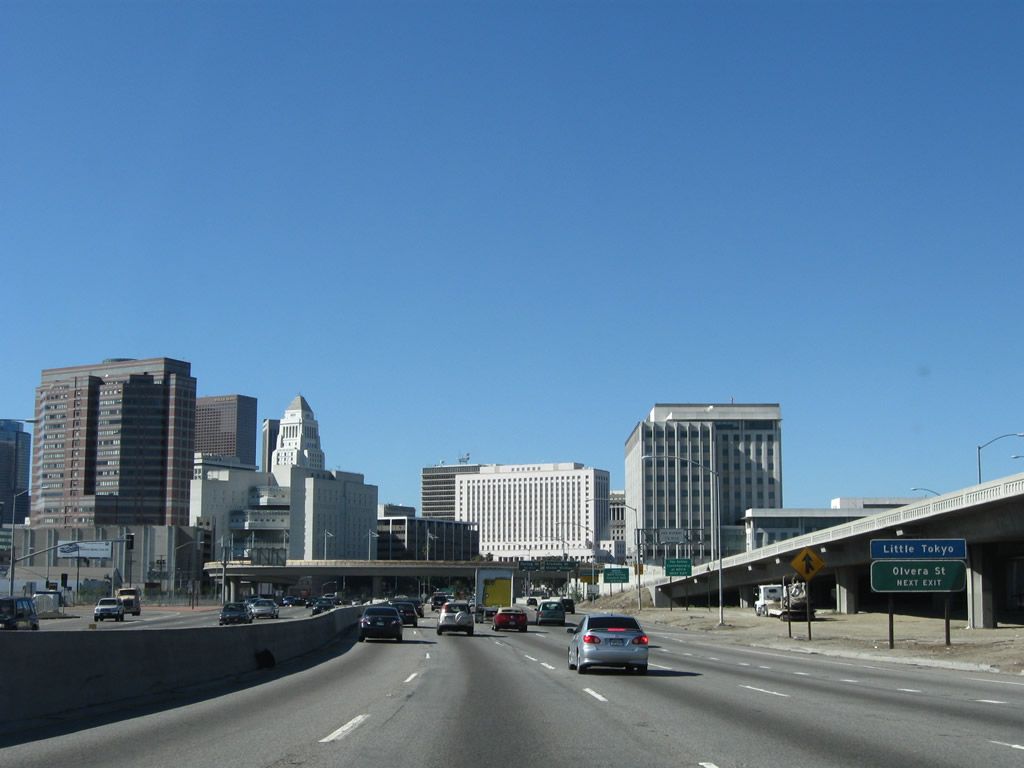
[397,634,403,643]
[467,627,474,636]
[358,634,365,642]
[520,626,527,633]
[436,628,443,635]
[568,652,576,670]
[635,665,648,675]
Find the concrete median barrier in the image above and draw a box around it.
[0,606,360,726]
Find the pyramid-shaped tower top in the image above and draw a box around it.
[286,394,313,415]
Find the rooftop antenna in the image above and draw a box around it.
[458,453,470,464]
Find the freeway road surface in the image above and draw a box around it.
[4,612,1022,767]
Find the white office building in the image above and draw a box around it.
[454,463,610,562]
[625,403,783,564]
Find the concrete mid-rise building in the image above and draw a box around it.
[192,396,376,563]
[625,403,783,564]
[195,395,257,467]
[454,462,610,562]
[31,357,196,528]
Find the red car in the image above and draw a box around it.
[492,607,528,632]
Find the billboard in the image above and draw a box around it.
[57,540,113,560]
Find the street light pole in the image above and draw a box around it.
[642,454,724,626]
[323,529,334,560]
[976,432,1024,484]
[367,529,379,560]
[586,496,641,610]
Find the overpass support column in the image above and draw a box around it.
[967,543,997,629]
[372,575,384,598]
[835,567,859,614]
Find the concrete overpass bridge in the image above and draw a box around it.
[203,559,526,602]
[657,472,1024,628]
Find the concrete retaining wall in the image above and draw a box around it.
[0,607,361,725]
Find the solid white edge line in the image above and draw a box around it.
[403,673,418,683]
[320,714,369,743]
[584,688,608,702]
[969,677,1024,687]
[650,663,674,670]
[741,685,789,698]
[897,688,922,693]
[975,699,1007,704]
[990,740,1024,750]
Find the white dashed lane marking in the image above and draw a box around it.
[741,685,789,698]
[541,663,556,670]
[584,688,608,702]
[403,673,418,683]
[320,714,369,743]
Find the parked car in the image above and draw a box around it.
[560,597,576,614]
[219,602,253,625]
[492,606,528,632]
[436,601,474,635]
[0,596,40,630]
[389,601,419,626]
[249,598,279,619]
[310,597,335,615]
[536,600,566,626]
[358,606,403,642]
[567,613,649,674]
[93,597,125,622]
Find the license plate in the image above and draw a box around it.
[608,638,624,646]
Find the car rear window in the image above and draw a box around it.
[364,607,398,616]
[446,603,470,612]
[588,617,641,631]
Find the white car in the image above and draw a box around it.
[94,597,125,622]
[436,601,474,636]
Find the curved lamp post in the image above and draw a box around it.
[910,487,940,496]
[641,454,724,626]
[977,432,1024,484]
[587,496,642,610]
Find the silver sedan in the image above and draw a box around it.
[567,613,649,674]
[249,599,279,619]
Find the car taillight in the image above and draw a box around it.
[583,634,601,644]
[632,634,649,645]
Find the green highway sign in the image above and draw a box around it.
[870,560,967,593]
[603,568,630,583]
[518,561,539,571]
[665,558,692,577]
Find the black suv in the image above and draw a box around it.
[560,597,576,614]
[0,597,40,630]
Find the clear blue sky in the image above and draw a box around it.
[3,2,1023,509]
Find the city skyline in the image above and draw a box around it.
[3,3,1023,513]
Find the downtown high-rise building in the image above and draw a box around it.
[32,357,197,528]
[1,420,33,529]
[195,394,257,466]
[625,403,783,562]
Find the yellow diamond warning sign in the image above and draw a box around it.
[790,547,826,581]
